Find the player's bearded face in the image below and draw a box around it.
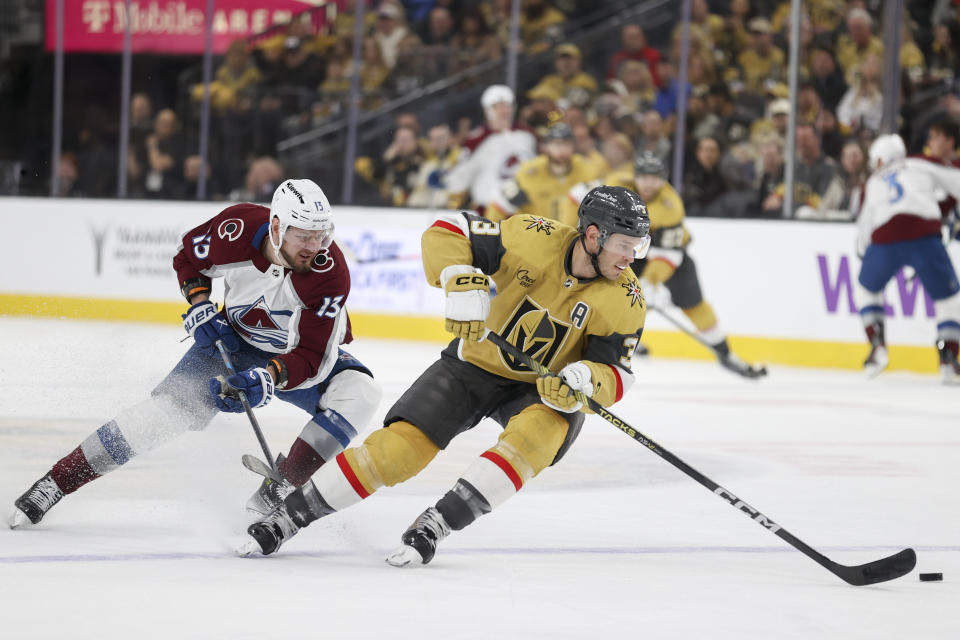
[280,227,330,273]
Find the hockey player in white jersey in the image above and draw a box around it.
[855,134,960,383]
[9,179,382,528]
[444,84,537,214]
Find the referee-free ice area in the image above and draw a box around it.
[0,317,957,639]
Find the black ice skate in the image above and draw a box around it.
[938,339,960,385]
[714,341,767,379]
[246,455,294,515]
[9,473,64,528]
[239,506,301,556]
[385,507,451,567]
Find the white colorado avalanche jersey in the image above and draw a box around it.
[445,125,537,208]
[857,157,960,248]
[173,203,352,390]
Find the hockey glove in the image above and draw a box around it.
[210,367,275,412]
[537,362,594,414]
[183,301,239,355]
[440,265,490,342]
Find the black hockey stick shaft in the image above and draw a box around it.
[215,340,278,473]
[484,330,915,585]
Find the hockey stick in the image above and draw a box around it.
[484,330,915,585]
[645,300,767,378]
[215,340,281,482]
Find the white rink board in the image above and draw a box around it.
[1,197,957,346]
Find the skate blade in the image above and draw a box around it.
[235,539,265,557]
[8,507,30,529]
[385,545,424,567]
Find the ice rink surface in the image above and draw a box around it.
[0,317,957,639]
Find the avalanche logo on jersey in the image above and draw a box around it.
[498,297,570,373]
[227,296,293,349]
[217,218,245,241]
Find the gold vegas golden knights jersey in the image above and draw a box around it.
[423,211,646,409]
[604,168,691,251]
[487,154,603,228]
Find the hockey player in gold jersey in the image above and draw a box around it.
[486,122,604,227]
[240,186,652,561]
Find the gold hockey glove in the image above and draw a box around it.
[440,265,490,342]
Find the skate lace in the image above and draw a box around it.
[414,508,450,542]
[28,477,63,511]
[262,507,299,539]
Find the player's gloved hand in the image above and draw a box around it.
[537,362,594,413]
[427,169,445,189]
[210,367,275,412]
[183,301,239,355]
[440,265,490,342]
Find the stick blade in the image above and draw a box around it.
[241,453,282,483]
[832,548,916,586]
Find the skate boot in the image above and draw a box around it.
[246,455,294,515]
[863,343,889,378]
[9,473,64,528]
[240,505,301,556]
[938,339,960,385]
[385,507,451,567]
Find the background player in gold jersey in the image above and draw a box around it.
[628,152,764,378]
[239,186,652,561]
[486,122,604,226]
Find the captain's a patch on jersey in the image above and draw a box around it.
[523,216,555,235]
[622,281,645,307]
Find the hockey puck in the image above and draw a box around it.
[919,573,943,582]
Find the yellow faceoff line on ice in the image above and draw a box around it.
[0,293,940,373]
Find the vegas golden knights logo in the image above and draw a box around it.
[499,298,570,372]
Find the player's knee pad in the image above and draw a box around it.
[497,404,570,478]
[934,291,960,341]
[641,257,677,286]
[348,420,440,490]
[854,280,885,323]
[319,369,383,436]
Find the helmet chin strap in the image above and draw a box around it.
[269,225,293,269]
[579,235,602,279]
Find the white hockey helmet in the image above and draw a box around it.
[481,84,514,109]
[269,179,334,252]
[868,133,906,170]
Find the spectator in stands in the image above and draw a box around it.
[713,0,752,67]
[606,24,661,86]
[572,122,605,172]
[260,36,325,115]
[635,108,672,171]
[142,108,186,200]
[815,106,845,159]
[836,53,884,135]
[791,121,837,214]
[810,44,848,112]
[683,136,727,217]
[418,6,456,45]
[358,37,393,105]
[750,97,790,145]
[735,17,786,95]
[797,82,822,125]
[129,92,153,147]
[54,151,82,197]
[408,123,462,209]
[193,39,262,113]
[616,59,657,117]
[449,7,503,72]
[703,83,753,149]
[835,7,883,85]
[374,2,420,69]
[929,22,960,81]
[520,0,566,55]
[684,0,723,51]
[228,155,284,202]
[803,139,868,220]
[756,136,786,217]
[653,58,687,123]
[379,124,425,206]
[925,121,960,164]
[526,43,598,108]
[899,21,926,86]
[599,132,634,175]
[177,155,214,200]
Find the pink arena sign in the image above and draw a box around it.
[45,0,335,54]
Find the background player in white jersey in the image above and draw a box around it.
[9,179,382,528]
[237,186,651,562]
[855,134,960,383]
[444,84,537,214]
